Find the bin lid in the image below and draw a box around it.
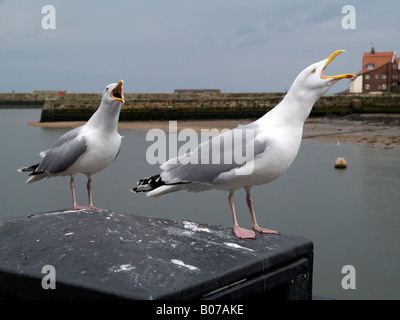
[0,209,313,299]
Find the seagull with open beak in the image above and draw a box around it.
[18,80,125,211]
[132,50,355,239]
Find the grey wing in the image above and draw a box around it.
[160,126,267,184]
[34,127,88,175]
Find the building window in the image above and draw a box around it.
[382,84,387,90]
[365,74,370,80]
[365,84,370,90]
[365,63,375,69]
[375,75,378,80]
[382,74,387,79]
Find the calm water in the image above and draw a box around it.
[1,109,400,300]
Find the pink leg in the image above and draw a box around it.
[228,192,256,239]
[87,178,94,209]
[70,176,107,211]
[245,190,280,235]
[70,176,91,210]
[70,176,80,210]
[86,177,108,212]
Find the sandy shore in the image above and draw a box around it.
[303,114,400,150]
[27,114,400,150]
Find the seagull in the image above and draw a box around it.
[132,50,354,239]
[18,80,125,210]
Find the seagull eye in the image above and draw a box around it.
[311,68,316,74]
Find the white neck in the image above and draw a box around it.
[258,84,319,127]
[86,100,122,132]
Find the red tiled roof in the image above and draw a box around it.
[362,51,395,73]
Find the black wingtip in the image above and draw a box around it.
[17,163,40,173]
[133,174,165,193]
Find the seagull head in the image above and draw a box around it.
[102,80,125,104]
[291,50,355,98]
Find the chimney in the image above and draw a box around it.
[371,46,375,54]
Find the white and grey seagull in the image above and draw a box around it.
[132,51,354,239]
[18,80,125,210]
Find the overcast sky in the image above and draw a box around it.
[1,0,399,94]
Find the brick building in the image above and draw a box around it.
[350,48,399,93]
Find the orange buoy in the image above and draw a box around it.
[334,157,347,169]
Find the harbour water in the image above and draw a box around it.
[1,108,399,300]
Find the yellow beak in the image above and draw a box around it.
[321,50,355,80]
[111,80,125,103]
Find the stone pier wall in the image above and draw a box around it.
[1,92,399,121]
